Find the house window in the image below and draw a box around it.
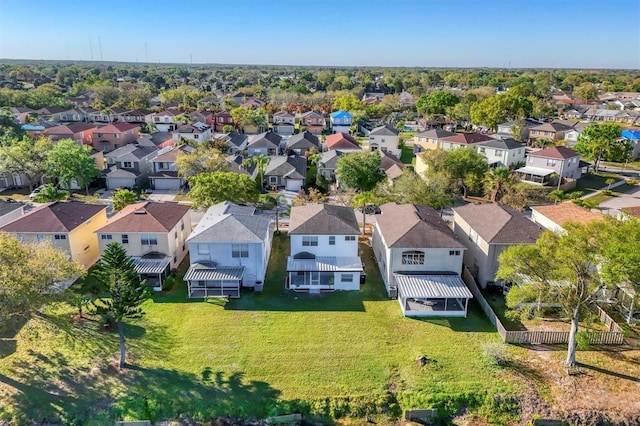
[528,157,533,163]
[54,234,67,240]
[269,176,278,184]
[547,159,557,167]
[101,234,112,240]
[495,149,503,155]
[123,161,133,168]
[36,234,45,242]
[341,274,353,283]
[17,234,25,243]
[121,234,129,244]
[345,236,356,241]
[401,251,424,265]
[329,236,335,245]
[194,134,199,139]
[140,233,157,245]
[232,243,249,258]
[180,221,184,231]
[114,134,119,139]
[302,236,318,246]
[479,147,486,153]
[449,250,461,256]
[174,231,178,239]
[198,244,209,255]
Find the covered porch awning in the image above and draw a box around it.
[286,256,364,272]
[395,273,473,318]
[184,262,245,299]
[515,166,554,185]
[131,255,171,291]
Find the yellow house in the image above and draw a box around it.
[412,129,455,152]
[0,201,107,269]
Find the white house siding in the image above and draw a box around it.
[368,135,400,157]
[331,125,351,134]
[530,209,563,233]
[478,147,525,167]
[248,147,270,157]
[189,241,266,286]
[334,272,360,291]
[106,177,136,190]
[290,234,358,258]
[0,207,24,227]
[151,178,183,190]
[527,155,581,179]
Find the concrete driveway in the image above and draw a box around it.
[600,185,640,210]
[146,189,178,202]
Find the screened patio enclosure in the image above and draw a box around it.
[132,253,171,291]
[286,252,363,292]
[394,273,473,318]
[514,166,554,185]
[184,261,245,298]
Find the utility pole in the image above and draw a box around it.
[145,42,149,62]
[98,36,103,61]
[89,37,94,61]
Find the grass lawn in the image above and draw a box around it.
[581,183,634,206]
[573,171,626,194]
[0,236,519,424]
[399,145,415,165]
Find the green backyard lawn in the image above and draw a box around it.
[0,236,517,424]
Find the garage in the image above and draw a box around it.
[106,169,137,190]
[151,176,183,190]
[285,177,303,192]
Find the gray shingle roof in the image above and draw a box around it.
[187,201,272,244]
[376,203,465,249]
[248,131,282,148]
[264,155,307,180]
[476,138,524,150]
[0,200,25,217]
[415,128,455,138]
[289,204,360,235]
[286,131,320,150]
[453,203,543,244]
[370,124,400,136]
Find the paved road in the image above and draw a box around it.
[600,185,640,210]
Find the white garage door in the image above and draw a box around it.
[107,177,135,190]
[285,179,303,192]
[153,178,182,190]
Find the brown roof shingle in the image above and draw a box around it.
[453,203,543,244]
[376,203,465,249]
[95,201,190,233]
[529,146,580,160]
[441,133,494,145]
[289,204,360,235]
[0,201,105,233]
[531,202,604,227]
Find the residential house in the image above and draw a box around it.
[516,146,582,185]
[184,201,273,298]
[189,110,214,126]
[21,120,58,139]
[399,90,415,108]
[137,132,174,150]
[272,111,295,136]
[563,122,590,148]
[0,201,107,268]
[264,155,307,192]
[149,110,182,132]
[496,118,543,140]
[286,131,320,156]
[453,203,543,288]
[10,107,33,124]
[371,203,471,317]
[105,144,157,189]
[362,92,385,103]
[412,128,455,153]
[286,204,363,292]
[91,122,140,153]
[621,129,640,158]
[368,124,400,156]
[0,200,25,227]
[241,98,266,109]
[43,122,98,146]
[69,92,95,108]
[475,137,526,168]
[82,108,116,123]
[439,132,495,151]
[247,131,282,156]
[172,122,212,144]
[298,111,326,135]
[379,151,404,182]
[95,201,191,289]
[325,132,360,152]
[216,132,249,155]
[530,202,604,233]
[317,150,343,182]
[31,107,68,122]
[121,109,153,124]
[149,145,195,190]
[59,109,86,122]
[529,122,574,144]
[213,111,234,132]
[330,110,353,134]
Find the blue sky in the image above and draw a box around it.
[0,0,639,68]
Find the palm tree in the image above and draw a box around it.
[33,184,67,202]
[483,167,514,203]
[243,155,270,192]
[352,190,377,235]
[261,192,287,233]
[548,189,567,205]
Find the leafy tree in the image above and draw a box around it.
[92,242,150,368]
[484,167,516,203]
[33,184,67,202]
[548,189,567,205]
[510,120,526,142]
[415,91,459,116]
[470,93,533,130]
[387,170,454,210]
[574,123,625,171]
[188,172,259,209]
[113,189,138,211]
[573,82,598,103]
[46,139,101,194]
[0,108,25,143]
[0,136,52,191]
[175,145,229,178]
[332,93,364,112]
[445,147,489,197]
[0,233,84,321]
[336,151,385,192]
[496,222,606,366]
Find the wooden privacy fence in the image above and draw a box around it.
[462,267,625,345]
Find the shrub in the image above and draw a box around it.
[481,342,509,367]
[626,178,638,186]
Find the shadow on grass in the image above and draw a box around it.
[575,362,640,382]
[414,301,501,333]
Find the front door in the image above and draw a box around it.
[310,271,320,286]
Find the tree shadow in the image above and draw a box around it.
[415,302,502,333]
[575,362,640,382]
